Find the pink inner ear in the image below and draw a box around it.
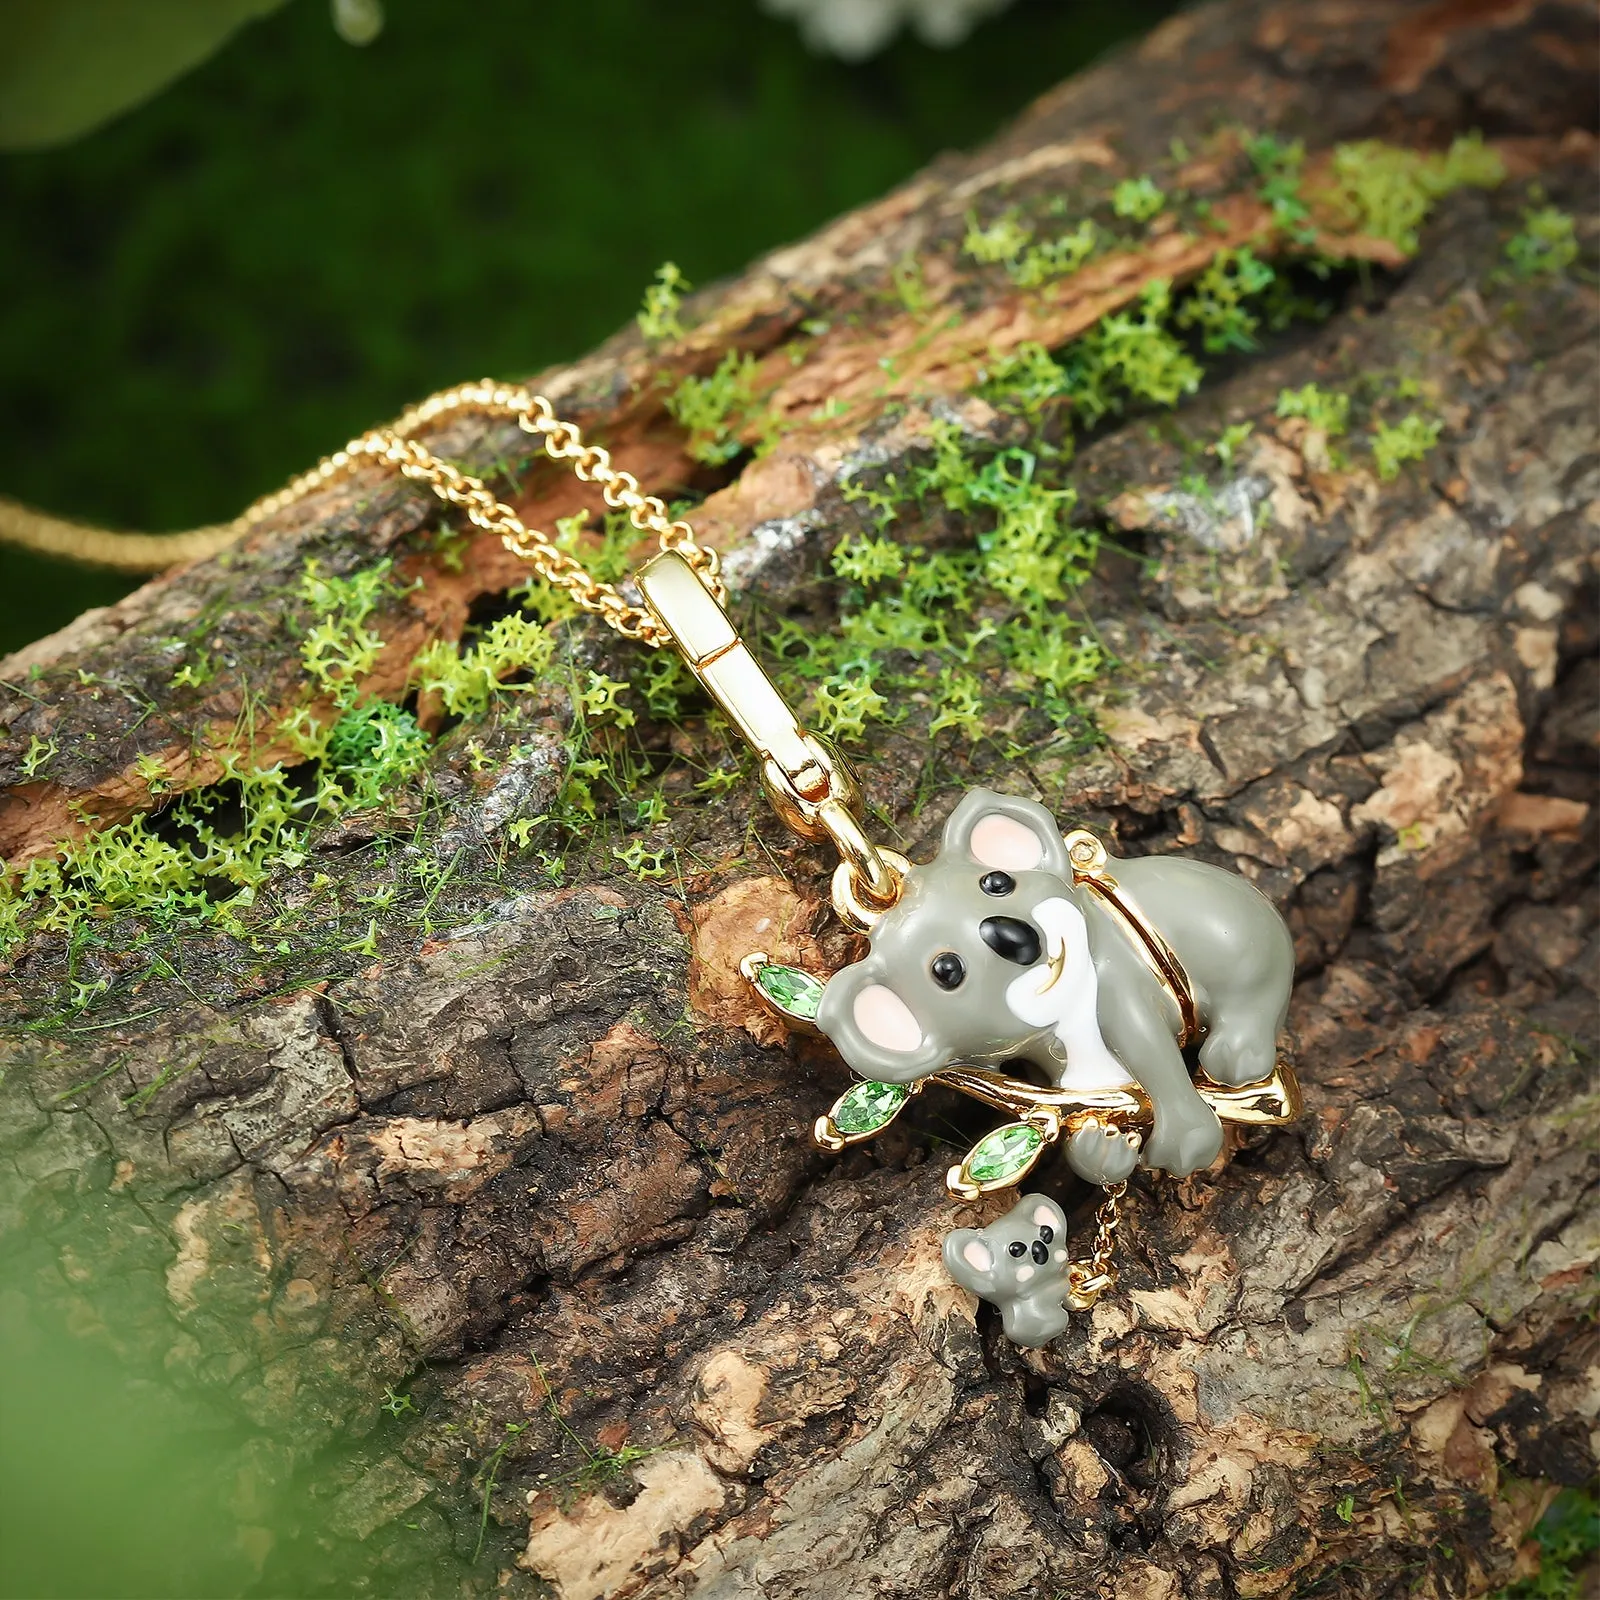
[1031,1203,1057,1227]
[852,984,923,1053]
[970,814,1045,871]
[962,1239,993,1272]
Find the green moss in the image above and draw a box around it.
[19,734,56,778]
[1111,175,1165,222]
[1504,204,1578,279]
[963,207,1034,265]
[1276,383,1351,435]
[1211,421,1254,469]
[977,342,1072,427]
[412,613,556,719]
[831,534,906,585]
[1245,132,1314,240]
[1175,247,1275,353]
[665,350,772,466]
[1370,412,1441,481]
[1062,278,1202,424]
[297,558,401,707]
[323,702,430,808]
[1011,219,1099,288]
[636,261,689,341]
[1321,132,1504,255]
[812,672,889,740]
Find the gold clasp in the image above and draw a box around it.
[637,552,904,918]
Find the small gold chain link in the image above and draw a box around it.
[236,380,725,646]
[1088,1181,1127,1280]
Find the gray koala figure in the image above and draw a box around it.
[814,789,1294,1179]
[943,1192,1081,1347]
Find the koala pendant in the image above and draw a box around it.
[743,787,1301,1342]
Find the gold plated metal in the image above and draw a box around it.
[182,382,728,645]
[637,549,904,912]
[738,952,825,1038]
[1065,1183,1128,1308]
[1065,828,1201,1047]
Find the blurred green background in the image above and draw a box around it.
[0,0,1179,657]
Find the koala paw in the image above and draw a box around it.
[1065,1118,1141,1186]
[1141,1106,1224,1176]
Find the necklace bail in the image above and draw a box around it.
[636,550,903,914]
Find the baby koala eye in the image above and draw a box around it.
[1007,1241,1027,1258]
[930,952,966,990]
[979,870,1015,897]
[1037,1224,1054,1244]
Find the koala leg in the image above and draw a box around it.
[1102,1001,1223,1176]
[1198,1011,1281,1088]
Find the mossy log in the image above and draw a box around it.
[2,1,1597,1596]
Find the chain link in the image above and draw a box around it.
[1087,1181,1127,1281]
[234,380,725,646]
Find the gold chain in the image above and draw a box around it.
[1088,1181,1127,1280]
[237,380,725,646]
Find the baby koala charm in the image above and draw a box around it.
[944,1193,1090,1348]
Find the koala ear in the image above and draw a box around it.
[942,789,1071,877]
[942,1227,998,1297]
[1027,1195,1067,1233]
[816,958,949,1084]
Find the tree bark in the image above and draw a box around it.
[2,2,1597,1597]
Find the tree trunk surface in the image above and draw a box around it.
[2,2,1597,1597]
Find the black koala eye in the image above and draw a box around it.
[930,952,966,990]
[979,870,1016,897]
[1007,1241,1027,1258]
[1037,1224,1054,1244]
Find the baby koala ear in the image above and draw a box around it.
[1027,1195,1068,1234]
[816,958,949,1084]
[941,789,1072,877]
[942,1226,998,1297]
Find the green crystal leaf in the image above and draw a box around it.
[964,1122,1046,1186]
[832,1080,909,1136]
[754,961,825,1022]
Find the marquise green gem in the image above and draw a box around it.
[755,962,824,1021]
[965,1123,1045,1185]
[832,1079,909,1135]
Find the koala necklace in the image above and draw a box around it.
[314,391,1302,1350]
[638,552,1301,1348]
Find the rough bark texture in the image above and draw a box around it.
[2,3,1598,1597]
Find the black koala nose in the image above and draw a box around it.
[979,915,1043,967]
[1031,1239,1050,1265]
